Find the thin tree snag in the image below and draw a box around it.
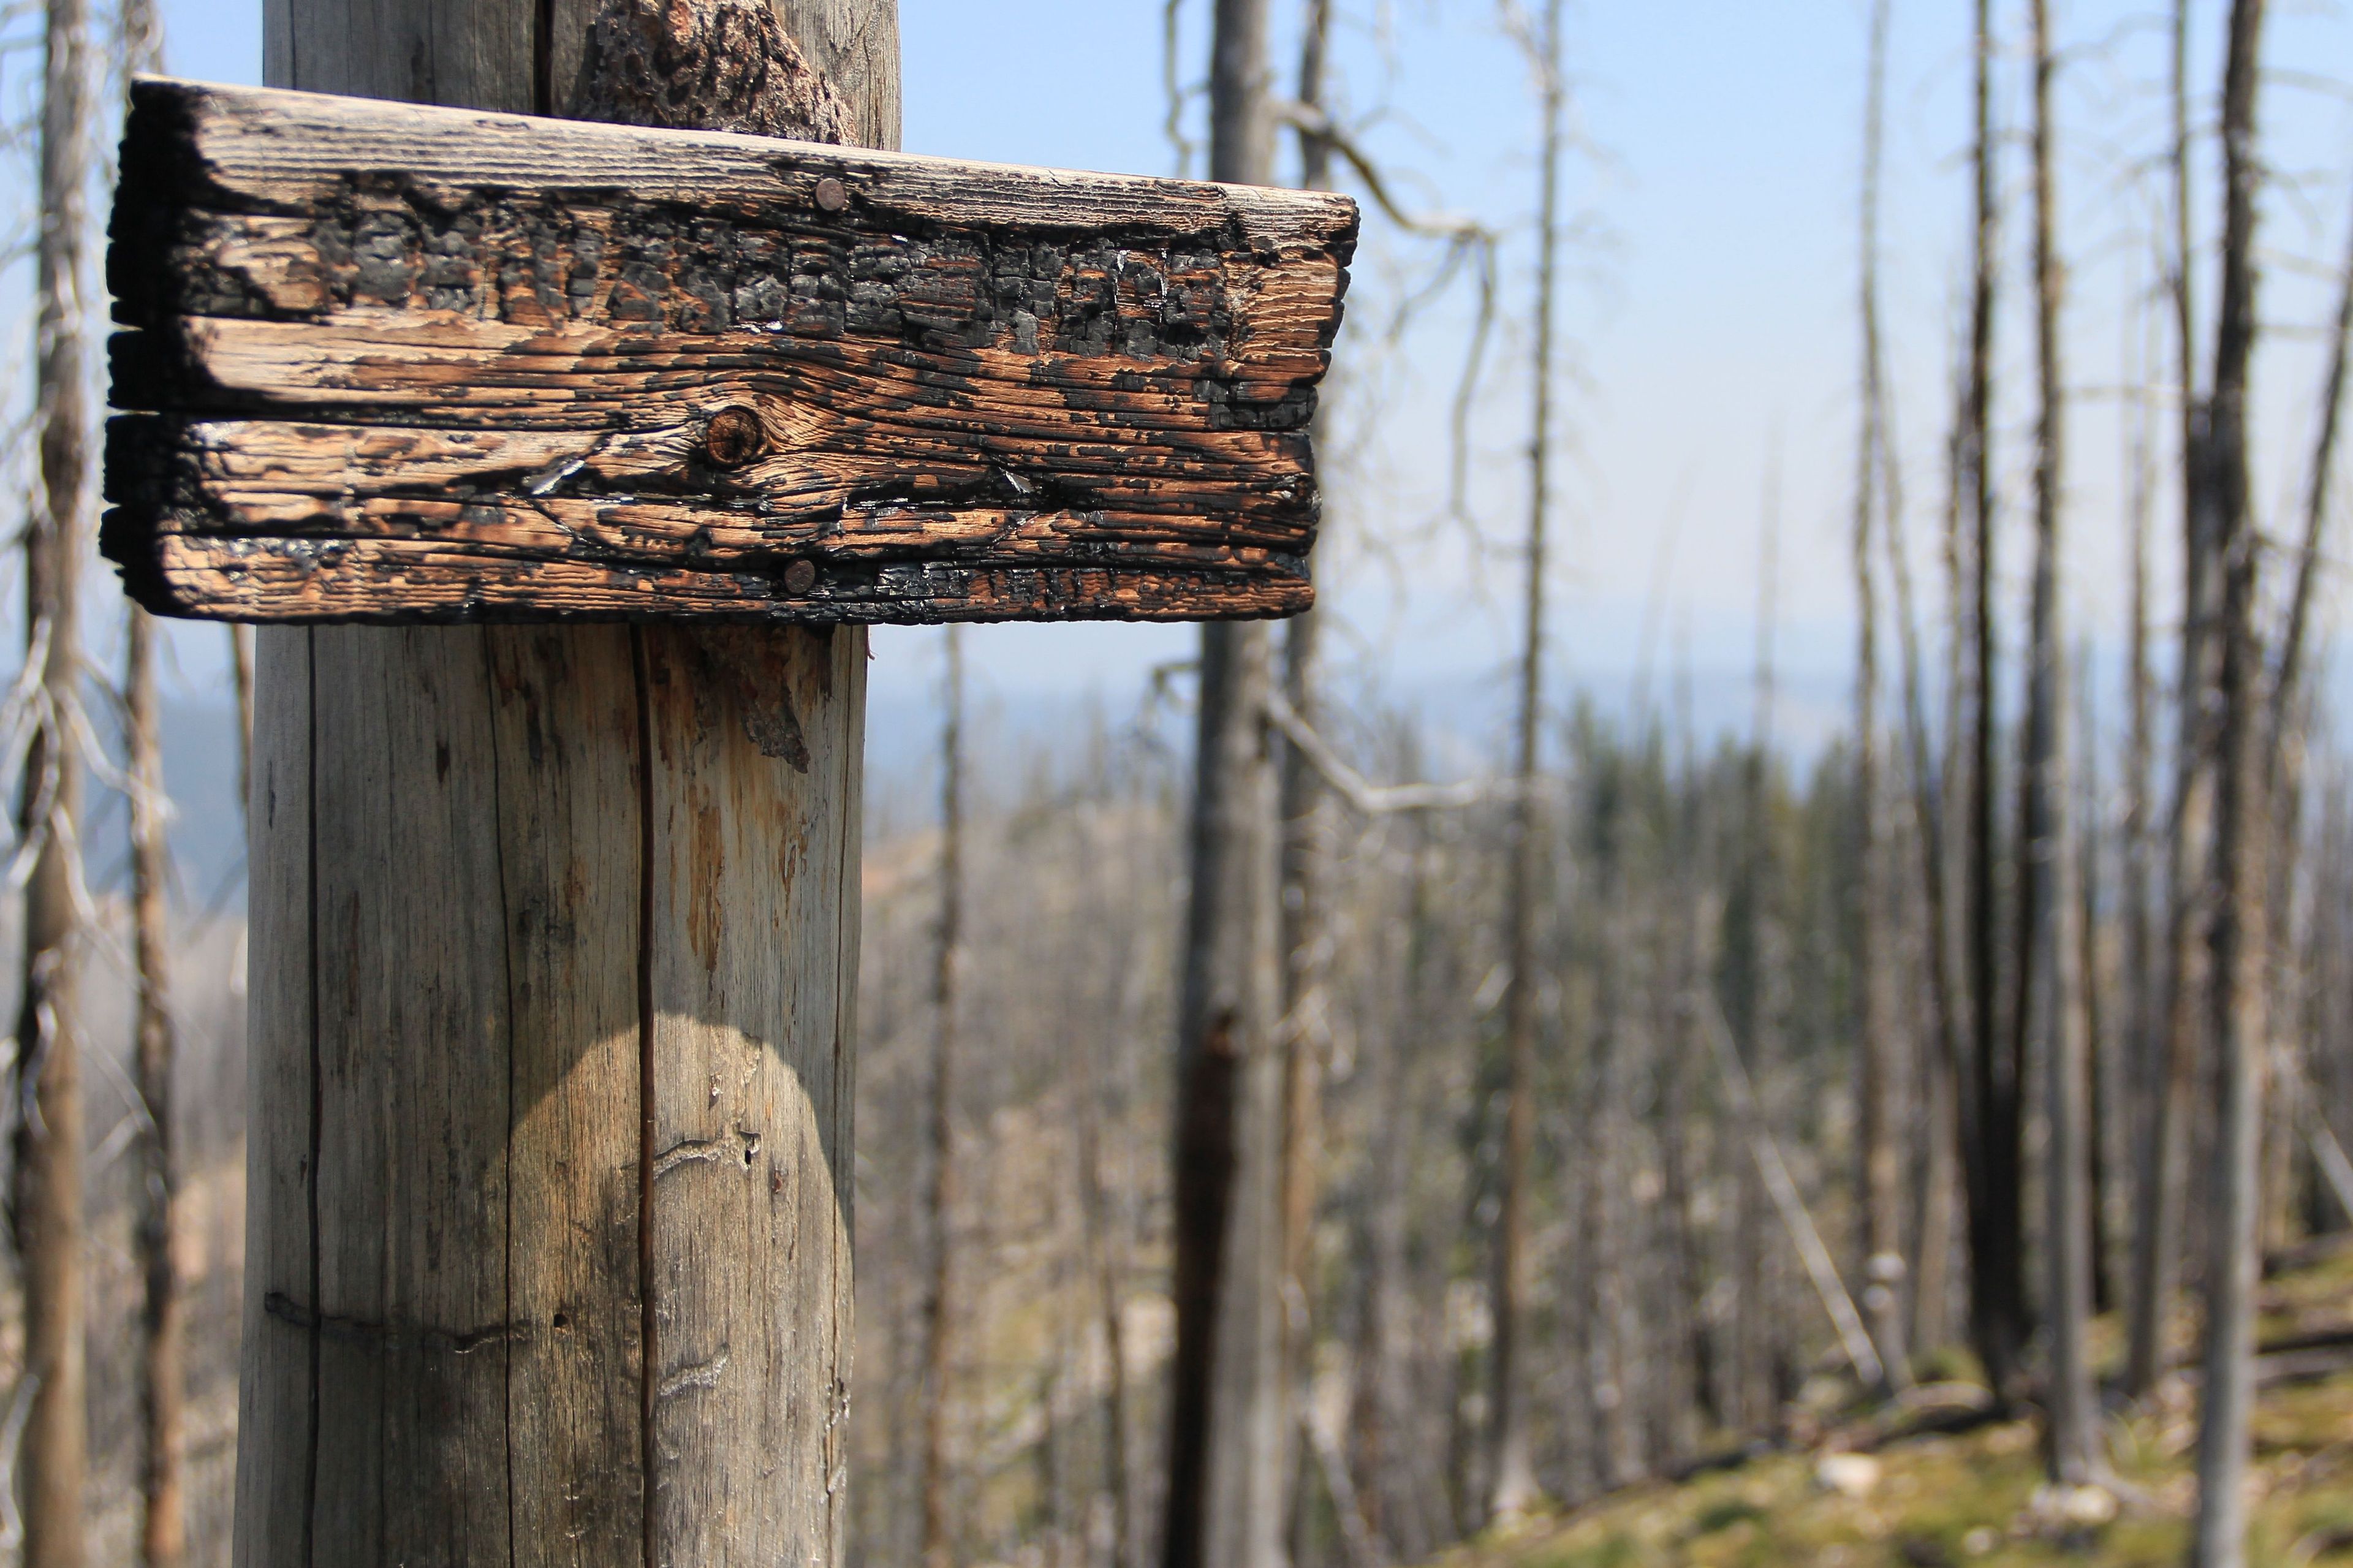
[16,0,93,1556]
[131,605,189,1568]
[1167,2,1290,1564]
[102,77,1356,626]
[2192,2,2272,1562]
[1488,0,1565,1521]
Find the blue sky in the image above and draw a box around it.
[96,1,2353,762]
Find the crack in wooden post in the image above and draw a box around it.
[263,1292,537,1355]
[631,619,657,1568]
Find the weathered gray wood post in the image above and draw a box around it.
[100,1,1351,1559]
[232,2,884,1562]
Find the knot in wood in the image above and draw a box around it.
[573,0,855,144]
[703,406,767,469]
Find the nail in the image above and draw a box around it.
[703,406,765,469]
[814,177,849,214]
[784,559,818,595]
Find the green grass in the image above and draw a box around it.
[1430,1250,2353,1568]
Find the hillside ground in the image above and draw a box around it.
[1430,1244,2353,1568]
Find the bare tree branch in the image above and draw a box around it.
[1264,689,1504,816]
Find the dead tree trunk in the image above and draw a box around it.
[2191,4,2271,1561]
[1852,0,1906,1393]
[236,4,889,1564]
[2082,656,2118,1315]
[1585,805,1637,1489]
[1487,0,1565,1521]
[2121,271,2158,1333]
[2253,171,2353,1259]
[1276,0,1336,1536]
[1890,328,1965,1358]
[2020,0,2097,1482]
[1886,482,1962,1357]
[118,6,188,1562]
[2128,0,2219,1402]
[1730,459,1784,1437]
[130,605,188,1568]
[1166,5,1286,1564]
[12,0,91,1560]
[920,626,965,1568]
[1074,979,1134,1568]
[1961,0,2028,1407]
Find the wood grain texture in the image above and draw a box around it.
[262,0,536,115]
[642,624,863,1565]
[231,627,316,1568]
[237,623,870,1567]
[300,626,517,1565]
[484,625,646,1567]
[233,2,882,1564]
[102,75,1354,625]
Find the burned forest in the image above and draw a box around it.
[1,2,2352,1567]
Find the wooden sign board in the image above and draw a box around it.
[102,78,1357,625]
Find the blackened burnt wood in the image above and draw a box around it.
[102,77,1357,625]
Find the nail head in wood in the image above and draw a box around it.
[704,406,768,469]
[99,78,1359,629]
[783,559,817,594]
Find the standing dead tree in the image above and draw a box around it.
[1074,934,1137,1568]
[115,4,188,1562]
[1277,2,1338,1543]
[921,626,966,1568]
[127,602,186,1568]
[12,0,91,1561]
[1488,0,1566,1523]
[2020,0,2096,1482]
[2129,0,2219,1402]
[2121,249,2159,1346]
[1851,0,1907,1394]
[2255,163,2353,1258]
[1884,406,1964,1360]
[1724,449,1786,1439]
[2191,3,2271,1562]
[1167,2,1289,1562]
[1959,0,2028,1406]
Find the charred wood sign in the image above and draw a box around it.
[102,78,1357,626]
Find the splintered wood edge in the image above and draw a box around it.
[103,76,1356,627]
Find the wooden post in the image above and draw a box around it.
[236,2,889,1562]
[105,9,1346,1561]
